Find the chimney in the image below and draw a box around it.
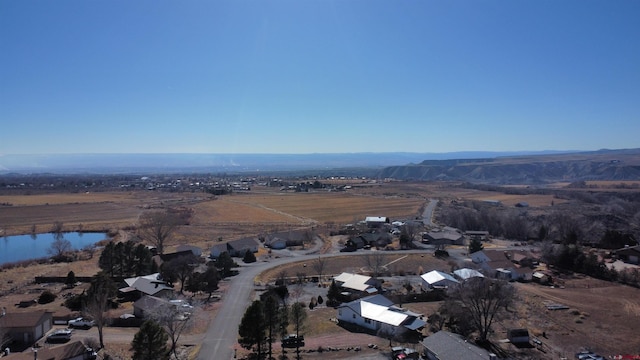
[489,353,497,360]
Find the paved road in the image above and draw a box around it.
[422,198,438,227]
[197,198,442,359]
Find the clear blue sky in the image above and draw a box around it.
[1,0,639,155]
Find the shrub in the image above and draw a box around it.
[38,290,57,304]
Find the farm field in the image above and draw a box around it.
[1,182,640,359]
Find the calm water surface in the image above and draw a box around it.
[0,232,108,265]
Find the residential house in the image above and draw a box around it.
[153,250,196,268]
[422,230,464,246]
[176,244,203,257]
[470,250,534,281]
[420,270,459,289]
[465,231,490,242]
[615,245,640,264]
[421,331,496,360]
[4,341,96,360]
[365,216,389,228]
[120,273,173,299]
[452,268,484,281]
[133,295,170,319]
[334,272,379,297]
[209,237,259,259]
[337,294,425,339]
[0,311,53,346]
[265,230,308,249]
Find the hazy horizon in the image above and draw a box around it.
[2,1,639,155]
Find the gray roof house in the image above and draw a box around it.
[210,237,259,258]
[421,331,496,360]
[420,270,459,289]
[4,341,96,360]
[133,295,170,319]
[121,273,174,298]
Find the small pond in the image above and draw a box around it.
[0,232,109,266]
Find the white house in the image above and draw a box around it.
[420,270,459,289]
[121,273,173,298]
[337,294,425,338]
[333,272,378,295]
[452,268,484,281]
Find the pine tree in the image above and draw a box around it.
[238,300,266,358]
[131,320,169,360]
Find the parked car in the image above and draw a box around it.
[46,329,72,343]
[68,317,95,329]
[281,334,304,348]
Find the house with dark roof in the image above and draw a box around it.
[470,250,533,281]
[421,331,496,360]
[422,230,464,246]
[209,237,259,259]
[615,245,640,264]
[0,311,52,346]
[133,295,170,319]
[4,341,96,360]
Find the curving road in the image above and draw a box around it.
[197,199,441,360]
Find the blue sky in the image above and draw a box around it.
[1,0,639,155]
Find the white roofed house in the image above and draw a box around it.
[333,272,379,298]
[337,294,426,340]
[420,270,459,289]
[365,216,389,228]
[452,268,485,281]
[120,273,174,299]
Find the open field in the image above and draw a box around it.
[2,182,640,359]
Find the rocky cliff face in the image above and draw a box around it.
[378,149,640,184]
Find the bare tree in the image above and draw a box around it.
[84,272,117,349]
[137,210,181,255]
[445,277,515,342]
[149,300,196,359]
[312,256,327,283]
[48,235,72,260]
[364,252,387,280]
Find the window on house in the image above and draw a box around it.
[352,314,356,319]
[364,318,371,324]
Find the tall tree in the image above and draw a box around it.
[327,279,341,306]
[131,320,169,360]
[48,235,72,260]
[290,302,307,360]
[137,210,181,255]
[263,295,279,360]
[446,277,515,342]
[364,252,386,280]
[238,300,266,359]
[98,242,117,277]
[161,253,199,294]
[84,272,117,349]
[149,300,195,359]
[312,256,326,283]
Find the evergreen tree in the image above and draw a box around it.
[327,279,341,306]
[238,300,266,358]
[243,250,257,263]
[290,302,307,360]
[468,237,484,254]
[131,320,169,360]
[65,270,76,288]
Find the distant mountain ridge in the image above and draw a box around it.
[2,149,639,183]
[379,148,640,183]
[0,150,575,174]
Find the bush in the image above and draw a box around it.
[38,290,57,304]
[243,251,257,263]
